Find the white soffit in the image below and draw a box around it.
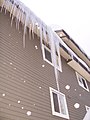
[67,59,90,82]
[56,30,90,68]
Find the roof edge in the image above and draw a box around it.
[55,29,90,61]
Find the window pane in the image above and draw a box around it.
[82,78,87,89]
[44,48,52,63]
[79,77,82,84]
[52,92,60,113]
[59,94,67,115]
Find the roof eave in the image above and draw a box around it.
[55,29,90,67]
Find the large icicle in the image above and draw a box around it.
[43,27,47,41]
[15,8,21,30]
[48,27,60,91]
[0,0,6,13]
[23,13,29,48]
[11,4,17,27]
[39,24,43,59]
[29,23,32,40]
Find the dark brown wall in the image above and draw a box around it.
[0,10,90,120]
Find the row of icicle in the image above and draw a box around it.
[1,0,90,91]
[0,0,60,91]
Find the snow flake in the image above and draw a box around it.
[65,85,70,90]
[74,103,80,109]
[14,67,16,70]
[27,111,32,116]
[18,100,21,104]
[35,45,38,49]
[42,64,45,67]
[79,94,81,96]
[21,107,24,109]
[9,104,11,107]
[39,87,41,89]
[2,93,6,97]
[9,34,11,36]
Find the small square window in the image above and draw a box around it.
[42,41,62,72]
[49,87,69,119]
[76,72,89,92]
[85,105,90,112]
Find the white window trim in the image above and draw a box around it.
[42,44,62,72]
[76,72,89,92]
[85,105,90,112]
[42,44,53,66]
[49,87,69,119]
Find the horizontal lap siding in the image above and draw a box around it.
[0,11,58,120]
[0,9,90,120]
[59,57,90,120]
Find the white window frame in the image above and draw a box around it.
[42,43,62,72]
[85,105,90,112]
[49,87,69,119]
[42,44,53,66]
[76,72,89,92]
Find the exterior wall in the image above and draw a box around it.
[0,10,90,120]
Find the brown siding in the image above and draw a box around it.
[0,10,90,120]
[59,58,90,120]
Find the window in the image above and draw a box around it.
[76,72,89,92]
[43,44,52,64]
[85,105,90,112]
[49,87,69,119]
[42,40,62,72]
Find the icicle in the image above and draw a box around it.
[15,18,18,29]
[15,8,21,30]
[4,0,10,14]
[0,0,5,12]
[29,24,32,40]
[23,13,29,48]
[4,0,7,14]
[4,7,6,14]
[11,5,17,27]
[39,25,44,59]
[34,22,38,38]
[43,27,47,42]
[56,41,62,72]
[20,10,24,24]
[10,3,14,18]
[48,28,60,91]
[31,20,35,40]
[18,10,22,30]
[23,22,26,48]
[23,29,26,48]
[17,20,20,30]
[11,15,14,27]
[3,0,10,14]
